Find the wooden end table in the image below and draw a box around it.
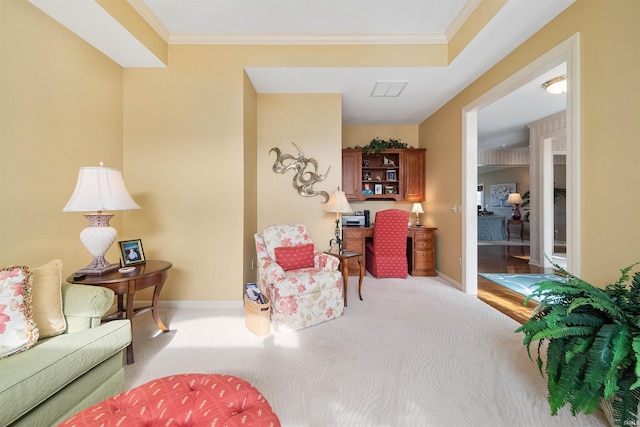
[67,260,172,364]
[326,251,364,307]
[506,219,525,242]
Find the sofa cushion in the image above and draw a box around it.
[31,260,66,338]
[0,266,38,358]
[275,243,314,271]
[0,319,131,426]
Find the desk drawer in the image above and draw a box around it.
[413,230,433,242]
[343,238,364,253]
[414,240,433,250]
[414,250,434,272]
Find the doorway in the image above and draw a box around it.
[461,34,581,295]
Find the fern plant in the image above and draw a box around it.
[516,262,640,426]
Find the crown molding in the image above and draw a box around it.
[445,0,482,41]
[128,0,170,42]
[167,32,447,45]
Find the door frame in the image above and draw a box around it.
[461,33,581,294]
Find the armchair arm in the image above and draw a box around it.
[261,261,286,285]
[61,283,115,333]
[315,252,340,270]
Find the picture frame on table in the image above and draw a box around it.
[119,239,146,266]
[374,184,383,195]
[386,170,396,181]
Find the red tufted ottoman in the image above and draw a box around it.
[59,374,280,426]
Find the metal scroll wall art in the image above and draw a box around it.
[270,143,330,202]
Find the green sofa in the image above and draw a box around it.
[0,283,131,427]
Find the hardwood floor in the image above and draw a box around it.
[477,244,548,324]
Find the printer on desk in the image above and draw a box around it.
[342,210,370,227]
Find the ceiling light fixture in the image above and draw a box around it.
[541,75,567,94]
[371,81,408,97]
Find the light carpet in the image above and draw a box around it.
[479,273,566,302]
[124,276,606,427]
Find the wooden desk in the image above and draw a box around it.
[342,227,436,277]
[67,260,172,364]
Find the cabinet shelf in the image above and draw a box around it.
[342,148,426,202]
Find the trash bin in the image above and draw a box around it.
[244,294,271,336]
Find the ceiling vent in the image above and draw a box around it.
[371,81,408,97]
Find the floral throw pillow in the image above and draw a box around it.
[274,243,315,271]
[0,266,39,358]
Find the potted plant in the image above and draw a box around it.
[516,262,640,427]
[359,138,408,155]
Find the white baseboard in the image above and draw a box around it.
[130,300,244,310]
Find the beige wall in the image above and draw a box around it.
[5,0,639,299]
[0,0,124,276]
[420,0,640,285]
[257,93,343,247]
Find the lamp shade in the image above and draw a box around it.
[63,164,140,212]
[411,203,424,214]
[507,193,523,205]
[325,190,352,214]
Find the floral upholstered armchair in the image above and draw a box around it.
[254,224,344,333]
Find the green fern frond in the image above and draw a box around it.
[612,376,640,427]
[531,325,597,342]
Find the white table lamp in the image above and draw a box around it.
[411,203,424,226]
[63,162,140,275]
[325,188,353,254]
[507,193,523,220]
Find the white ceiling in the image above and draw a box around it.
[30,0,572,150]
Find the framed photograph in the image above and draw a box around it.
[490,183,516,207]
[374,184,383,195]
[119,239,146,266]
[362,171,372,180]
[386,170,396,181]
[385,185,395,194]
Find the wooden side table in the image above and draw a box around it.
[67,260,172,364]
[506,219,525,241]
[325,251,364,307]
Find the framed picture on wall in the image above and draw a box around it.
[119,239,146,266]
[490,183,516,207]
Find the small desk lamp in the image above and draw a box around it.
[411,203,424,226]
[63,162,140,275]
[507,193,523,220]
[325,188,352,254]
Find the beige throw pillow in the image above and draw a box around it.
[31,260,66,338]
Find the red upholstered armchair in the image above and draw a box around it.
[365,209,410,278]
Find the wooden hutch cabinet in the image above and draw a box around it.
[341,148,426,201]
